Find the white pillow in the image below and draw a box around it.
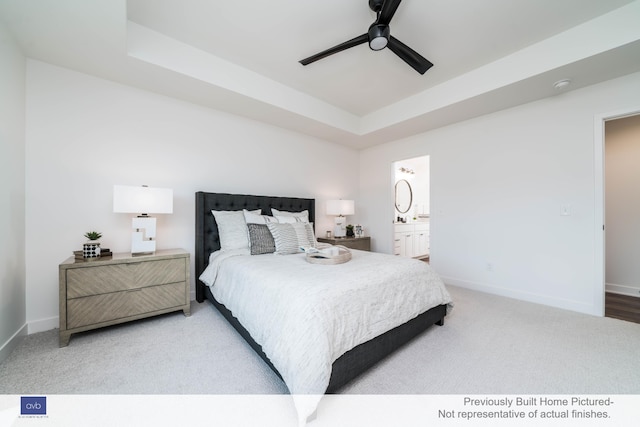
[267,222,316,255]
[212,209,260,252]
[243,209,278,224]
[271,208,309,223]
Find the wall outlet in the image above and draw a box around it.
[560,204,571,216]
[486,262,494,272]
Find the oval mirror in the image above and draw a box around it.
[395,179,413,214]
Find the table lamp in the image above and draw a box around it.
[113,185,173,255]
[326,199,354,238]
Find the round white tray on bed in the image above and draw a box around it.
[305,245,352,265]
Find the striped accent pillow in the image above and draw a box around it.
[267,222,316,254]
[299,222,317,248]
[247,223,276,255]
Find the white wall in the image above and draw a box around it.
[17,58,640,332]
[0,22,27,360]
[25,60,359,332]
[359,71,640,316]
[605,114,640,297]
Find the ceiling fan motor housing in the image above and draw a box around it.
[369,0,385,12]
[368,24,390,50]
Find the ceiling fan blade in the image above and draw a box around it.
[377,0,402,25]
[387,35,433,74]
[299,34,368,66]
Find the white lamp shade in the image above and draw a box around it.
[113,185,173,214]
[326,199,355,216]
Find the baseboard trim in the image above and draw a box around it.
[27,316,58,334]
[442,275,598,316]
[606,283,640,297]
[0,323,28,364]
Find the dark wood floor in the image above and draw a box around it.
[605,292,640,324]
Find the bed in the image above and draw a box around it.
[194,191,452,421]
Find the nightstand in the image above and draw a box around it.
[58,248,190,347]
[317,236,371,251]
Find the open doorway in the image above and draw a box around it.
[392,156,430,261]
[604,114,640,324]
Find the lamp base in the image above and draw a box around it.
[333,216,346,238]
[131,232,155,255]
[131,216,156,255]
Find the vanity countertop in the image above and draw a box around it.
[394,219,430,224]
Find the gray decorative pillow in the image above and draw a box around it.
[247,223,276,255]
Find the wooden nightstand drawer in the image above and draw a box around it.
[67,258,186,298]
[67,281,186,329]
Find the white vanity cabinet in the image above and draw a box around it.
[394,222,429,258]
[394,224,414,257]
[414,223,430,257]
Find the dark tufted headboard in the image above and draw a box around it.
[195,191,315,302]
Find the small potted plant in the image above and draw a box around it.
[83,231,102,259]
[345,224,355,237]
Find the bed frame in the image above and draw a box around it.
[195,191,446,393]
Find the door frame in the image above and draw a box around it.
[594,106,640,316]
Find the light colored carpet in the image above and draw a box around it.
[2,285,639,396]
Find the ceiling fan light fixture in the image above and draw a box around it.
[368,24,390,51]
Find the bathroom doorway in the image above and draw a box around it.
[392,156,430,261]
[604,114,640,323]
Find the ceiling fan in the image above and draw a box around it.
[299,0,433,75]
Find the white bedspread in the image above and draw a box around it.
[200,249,452,424]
